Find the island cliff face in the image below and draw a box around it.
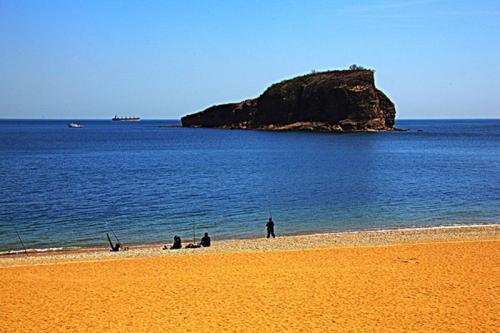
[181,70,396,132]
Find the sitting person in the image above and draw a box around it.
[165,235,182,250]
[185,232,211,249]
[200,232,211,247]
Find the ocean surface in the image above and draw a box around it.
[0,119,499,252]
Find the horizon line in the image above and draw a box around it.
[0,117,499,121]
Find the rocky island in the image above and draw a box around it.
[181,68,396,132]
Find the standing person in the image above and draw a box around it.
[266,218,276,238]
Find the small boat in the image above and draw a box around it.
[68,122,84,128]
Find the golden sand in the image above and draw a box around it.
[0,229,498,332]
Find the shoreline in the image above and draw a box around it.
[2,222,498,255]
[2,222,498,256]
[1,223,498,268]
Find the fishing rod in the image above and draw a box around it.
[105,223,127,251]
[15,228,28,256]
[103,202,130,251]
[193,223,196,244]
[102,217,123,252]
[267,195,273,219]
[110,228,121,244]
[105,203,122,244]
[103,219,121,243]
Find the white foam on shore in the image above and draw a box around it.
[0,246,81,256]
[341,223,500,235]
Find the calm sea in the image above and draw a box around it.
[0,119,499,252]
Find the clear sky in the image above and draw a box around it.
[0,0,499,119]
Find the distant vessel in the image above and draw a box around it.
[68,122,84,128]
[112,115,140,122]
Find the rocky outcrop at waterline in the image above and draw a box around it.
[181,69,396,132]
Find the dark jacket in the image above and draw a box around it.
[200,235,211,247]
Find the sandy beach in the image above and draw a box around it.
[0,225,498,332]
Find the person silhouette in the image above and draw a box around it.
[185,232,211,248]
[266,218,275,238]
[169,235,182,249]
[200,232,211,247]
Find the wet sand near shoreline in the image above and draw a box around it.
[0,225,498,332]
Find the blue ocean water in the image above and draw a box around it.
[0,119,499,251]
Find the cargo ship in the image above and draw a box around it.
[112,115,140,121]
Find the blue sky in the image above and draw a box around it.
[0,0,499,119]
